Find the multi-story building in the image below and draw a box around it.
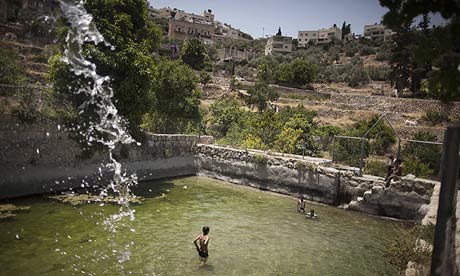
[363,23,394,42]
[298,25,342,47]
[265,35,293,55]
[168,19,214,40]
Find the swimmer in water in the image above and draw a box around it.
[193,226,210,265]
[306,209,318,218]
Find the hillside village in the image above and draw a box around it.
[1,1,460,275]
[0,0,458,180]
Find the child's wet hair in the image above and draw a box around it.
[203,226,210,234]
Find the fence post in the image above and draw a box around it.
[331,135,336,163]
[430,126,460,276]
[359,139,366,176]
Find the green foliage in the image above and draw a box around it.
[205,99,244,139]
[356,115,396,155]
[181,38,208,70]
[341,21,351,40]
[402,131,441,177]
[274,58,317,87]
[404,156,433,179]
[422,110,449,125]
[381,0,460,101]
[252,153,269,164]
[245,64,278,112]
[385,225,432,273]
[333,115,396,167]
[364,159,387,177]
[210,104,321,157]
[389,20,414,96]
[348,64,370,88]
[359,45,377,56]
[142,59,201,133]
[49,0,162,139]
[274,127,303,154]
[0,46,28,85]
[199,71,212,86]
[366,66,391,81]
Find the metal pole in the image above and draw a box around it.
[430,126,460,276]
[331,135,336,163]
[359,138,366,176]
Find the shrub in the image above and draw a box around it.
[205,99,244,139]
[364,159,387,177]
[252,153,268,164]
[366,66,391,81]
[348,64,370,88]
[402,131,441,177]
[385,226,432,273]
[360,45,377,56]
[403,156,434,179]
[199,71,212,86]
[422,110,449,125]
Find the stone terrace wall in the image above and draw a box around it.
[330,93,460,116]
[196,144,339,204]
[0,115,205,199]
[196,144,437,220]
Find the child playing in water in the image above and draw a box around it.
[306,209,318,219]
[193,226,210,265]
[297,196,306,213]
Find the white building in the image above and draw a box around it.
[265,35,293,55]
[363,23,394,42]
[298,25,342,47]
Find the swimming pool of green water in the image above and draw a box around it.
[0,176,403,275]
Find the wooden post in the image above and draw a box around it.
[430,126,460,276]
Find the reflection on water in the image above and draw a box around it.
[0,176,403,275]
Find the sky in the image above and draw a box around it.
[148,0,445,38]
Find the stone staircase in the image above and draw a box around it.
[348,177,437,220]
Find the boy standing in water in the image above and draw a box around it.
[297,196,306,213]
[194,226,210,265]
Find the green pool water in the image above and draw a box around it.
[0,176,403,275]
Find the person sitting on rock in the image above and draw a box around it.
[306,209,318,219]
[385,159,403,188]
[384,155,396,181]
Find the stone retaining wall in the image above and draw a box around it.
[330,93,460,116]
[0,115,206,199]
[196,144,437,220]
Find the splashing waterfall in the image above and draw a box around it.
[59,0,140,229]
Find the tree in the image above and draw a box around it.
[142,59,201,133]
[246,81,278,112]
[418,14,431,35]
[245,64,278,112]
[380,0,460,101]
[276,27,282,36]
[341,21,351,40]
[50,0,162,138]
[181,38,208,70]
[290,58,317,86]
[199,71,212,87]
[388,19,414,97]
[205,99,243,139]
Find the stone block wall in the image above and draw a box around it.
[330,93,460,116]
[0,115,204,199]
[196,144,437,220]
